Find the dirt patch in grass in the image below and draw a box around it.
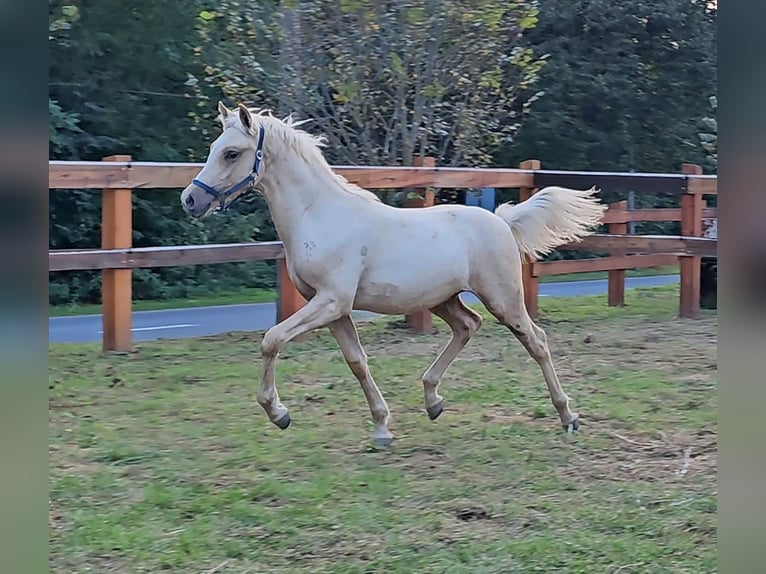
[562,429,717,484]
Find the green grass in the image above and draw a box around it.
[49,266,678,317]
[49,287,276,317]
[49,285,716,573]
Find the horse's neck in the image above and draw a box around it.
[260,154,343,248]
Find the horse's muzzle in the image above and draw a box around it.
[180,184,214,219]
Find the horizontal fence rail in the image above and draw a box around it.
[49,234,716,273]
[49,161,716,194]
[49,161,533,190]
[48,157,717,352]
[564,234,717,257]
[49,242,286,271]
[532,169,717,195]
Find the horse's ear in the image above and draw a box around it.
[218,101,232,124]
[237,103,253,132]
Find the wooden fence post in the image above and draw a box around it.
[679,163,704,317]
[405,156,436,333]
[607,200,629,306]
[519,159,541,318]
[101,155,133,352]
[276,258,307,323]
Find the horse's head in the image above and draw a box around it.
[181,102,265,219]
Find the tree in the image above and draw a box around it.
[48,0,281,304]
[194,1,546,167]
[506,0,717,173]
[697,95,717,170]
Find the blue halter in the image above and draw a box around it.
[192,125,266,212]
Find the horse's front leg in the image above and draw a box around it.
[328,315,393,446]
[258,294,348,429]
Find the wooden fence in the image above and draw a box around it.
[49,158,717,352]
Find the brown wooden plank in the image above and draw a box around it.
[49,161,199,189]
[49,242,286,271]
[405,157,437,334]
[48,235,715,273]
[340,166,535,189]
[118,164,202,190]
[102,269,132,352]
[607,201,628,306]
[277,259,307,323]
[518,160,541,318]
[686,176,718,195]
[599,203,630,224]
[624,208,682,222]
[534,254,679,277]
[679,164,705,317]
[49,250,121,271]
[50,161,129,189]
[101,194,132,250]
[559,234,717,257]
[50,161,535,190]
[101,155,133,352]
[533,170,687,194]
[614,208,714,222]
[50,160,717,194]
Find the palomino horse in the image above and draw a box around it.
[181,102,606,446]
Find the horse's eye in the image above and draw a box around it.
[224,150,240,161]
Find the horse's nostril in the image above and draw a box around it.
[185,195,194,208]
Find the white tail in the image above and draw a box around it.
[494,186,607,259]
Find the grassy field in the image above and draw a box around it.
[48,266,679,317]
[49,285,716,573]
[48,287,277,317]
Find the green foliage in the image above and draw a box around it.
[48,3,80,41]
[49,99,83,158]
[48,0,279,304]
[506,0,717,173]
[195,1,545,168]
[698,95,717,169]
[493,0,717,252]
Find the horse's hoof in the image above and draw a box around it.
[273,413,291,430]
[426,401,444,421]
[563,418,580,434]
[371,435,394,447]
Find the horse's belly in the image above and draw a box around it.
[353,263,469,314]
[353,286,460,314]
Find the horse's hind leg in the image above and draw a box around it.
[478,283,579,432]
[422,294,483,420]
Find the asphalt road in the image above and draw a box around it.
[49,275,679,344]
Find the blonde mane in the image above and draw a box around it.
[229,108,381,204]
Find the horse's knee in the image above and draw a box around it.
[261,331,281,358]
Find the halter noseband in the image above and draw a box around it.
[192,124,265,212]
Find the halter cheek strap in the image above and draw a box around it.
[192,125,265,212]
